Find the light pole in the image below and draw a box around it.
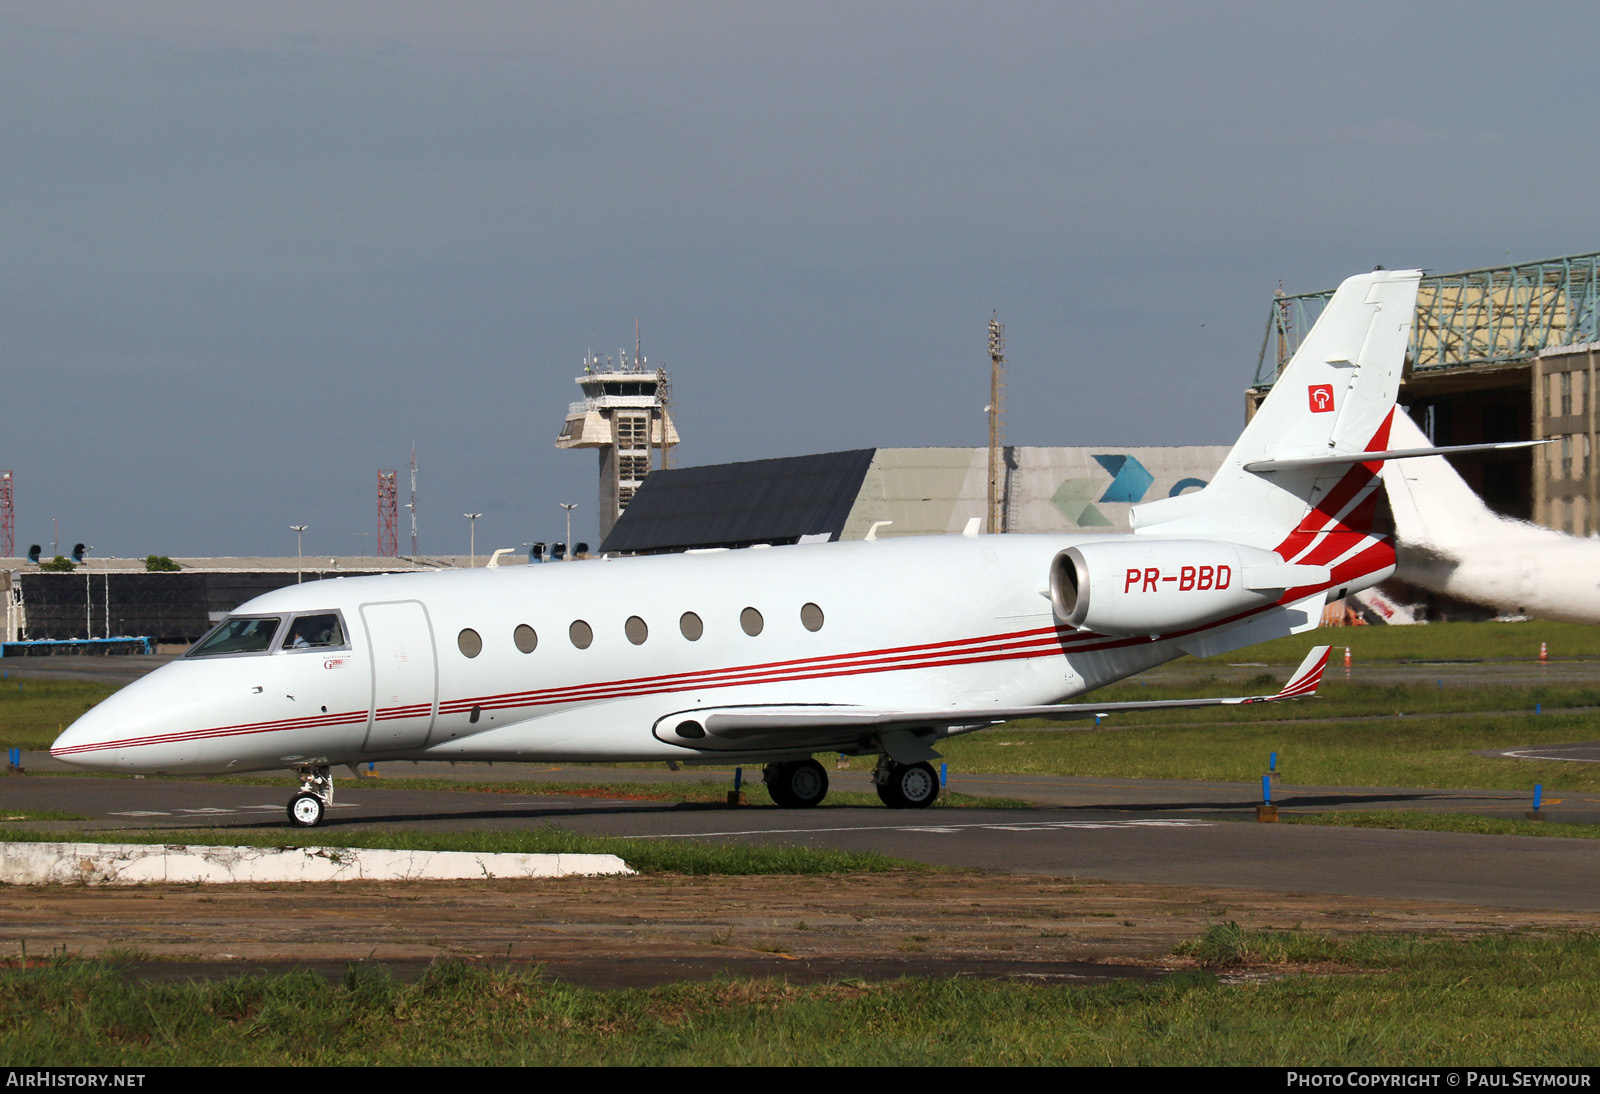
[464,513,482,567]
[290,525,308,583]
[560,503,576,559]
[81,545,94,640]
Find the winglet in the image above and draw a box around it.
[1260,645,1330,702]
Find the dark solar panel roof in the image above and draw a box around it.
[600,449,876,554]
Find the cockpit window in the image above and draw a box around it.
[187,616,284,658]
[281,612,346,651]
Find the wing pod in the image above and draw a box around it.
[1048,540,1329,635]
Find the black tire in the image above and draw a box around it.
[876,761,939,809]
[288,792,325,828]
[763,759,829,808]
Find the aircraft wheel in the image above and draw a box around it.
[763,759,829,808]
[875,761,939,809]
[288,792,326,828]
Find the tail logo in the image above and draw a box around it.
[1308,384,1335,413]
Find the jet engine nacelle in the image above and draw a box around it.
[1049,540,1311,636]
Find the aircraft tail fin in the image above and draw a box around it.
[1133,269,1422,569]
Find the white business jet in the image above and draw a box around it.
[54,269,1430,826]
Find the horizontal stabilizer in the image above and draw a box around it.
[652,646,1330,752]
[1243,439,1546,473]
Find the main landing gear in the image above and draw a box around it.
[873,757,940,809]
[763,758,829,808]
[287,764,333,828]
[762,756,942,809]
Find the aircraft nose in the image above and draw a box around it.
[50,692,136,768]
[50,670,199,771]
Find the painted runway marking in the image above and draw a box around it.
[623,818,1213,840]
[1500,748,1600,763]
[108,802,358,818]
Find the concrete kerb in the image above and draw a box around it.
[0,842,633,885]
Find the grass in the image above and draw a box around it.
[4,929,1598,1065]
[0,678,116,751]
[0,825,918,876]
[937,709,1600,790]
[1284,810,1600,839]
[1173,920,1359,966]
[1187,619,1600,665]
[1071,676,1600,721]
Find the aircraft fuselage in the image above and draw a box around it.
[52,532,1263,776]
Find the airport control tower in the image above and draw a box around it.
[555,346,679,541]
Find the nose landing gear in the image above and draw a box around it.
[287,764,333,828]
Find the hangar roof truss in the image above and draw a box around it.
[1255,251,1600,387]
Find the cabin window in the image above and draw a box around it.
[679,611,703,641]
[457,628,483,658]
[625,616,648,645]
[513,624,538,654]
[801,602,824,632]
[187,615,282,658]
[283,613,346,651]
[740,607,764,636]
[570,620,594,649]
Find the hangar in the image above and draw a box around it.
[600,445,1229,554]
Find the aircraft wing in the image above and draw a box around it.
[655,646,1329,757]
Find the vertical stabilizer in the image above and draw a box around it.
[1133,269,1421,554]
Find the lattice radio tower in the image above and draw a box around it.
[377,469,399,557]
[0,471,12,558]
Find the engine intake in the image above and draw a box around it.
[1049,540,1302,636]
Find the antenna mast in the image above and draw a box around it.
[409,444,419,556]
[377,469,398,557]
[0,471,12,558]
[986,314,1007,534]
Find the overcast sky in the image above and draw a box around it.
[4,2,1596,557]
